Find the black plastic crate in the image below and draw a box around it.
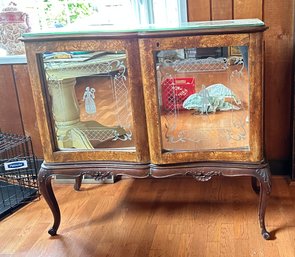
[0,132,39,219]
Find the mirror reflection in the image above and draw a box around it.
[40,50,134,150]
[156,46,249,152]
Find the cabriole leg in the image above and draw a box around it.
[38,167,61,236]
[255,166,272,240]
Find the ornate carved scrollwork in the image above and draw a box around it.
[255,167,271,194]
[81,170,112,181]
[186,170,222,181]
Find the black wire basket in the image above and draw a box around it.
[0,132,39,219]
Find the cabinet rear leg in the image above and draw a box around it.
[251,177,260,194]
[38,168,61,236]
[74,174,83,191]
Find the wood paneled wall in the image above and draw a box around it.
[0,65,24,135]
[187,0,264,21]
[188,0,295,173]
[0,64,43,158]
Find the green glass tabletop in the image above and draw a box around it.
[23,19,264,38]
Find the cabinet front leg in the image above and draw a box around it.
[255,166,272,240]
[38,168,61,236]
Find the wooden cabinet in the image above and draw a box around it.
[23,19,271,239]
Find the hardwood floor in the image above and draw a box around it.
[1,176,295,257]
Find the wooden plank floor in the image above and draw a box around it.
[1,176,295,257]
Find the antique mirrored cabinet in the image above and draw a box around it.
[22,19,271,239]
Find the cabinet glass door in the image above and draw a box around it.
[40,50,134,151]
[155,46,249,152]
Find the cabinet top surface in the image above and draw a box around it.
[22,19,265,40]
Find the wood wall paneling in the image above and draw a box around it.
[187,0,211,21]
[187,0,263,21]
[233,0,263,19]
[0,65,24,135]
[211,0,233,20]
[264,0,294,160]
[13,65,43,158]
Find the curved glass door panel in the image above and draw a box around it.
[40,51,134,151]
[156,46,249,152]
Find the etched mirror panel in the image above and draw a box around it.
[40,51,134,150]
[156,46,249,151]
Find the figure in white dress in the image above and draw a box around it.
[83,86,96,114]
